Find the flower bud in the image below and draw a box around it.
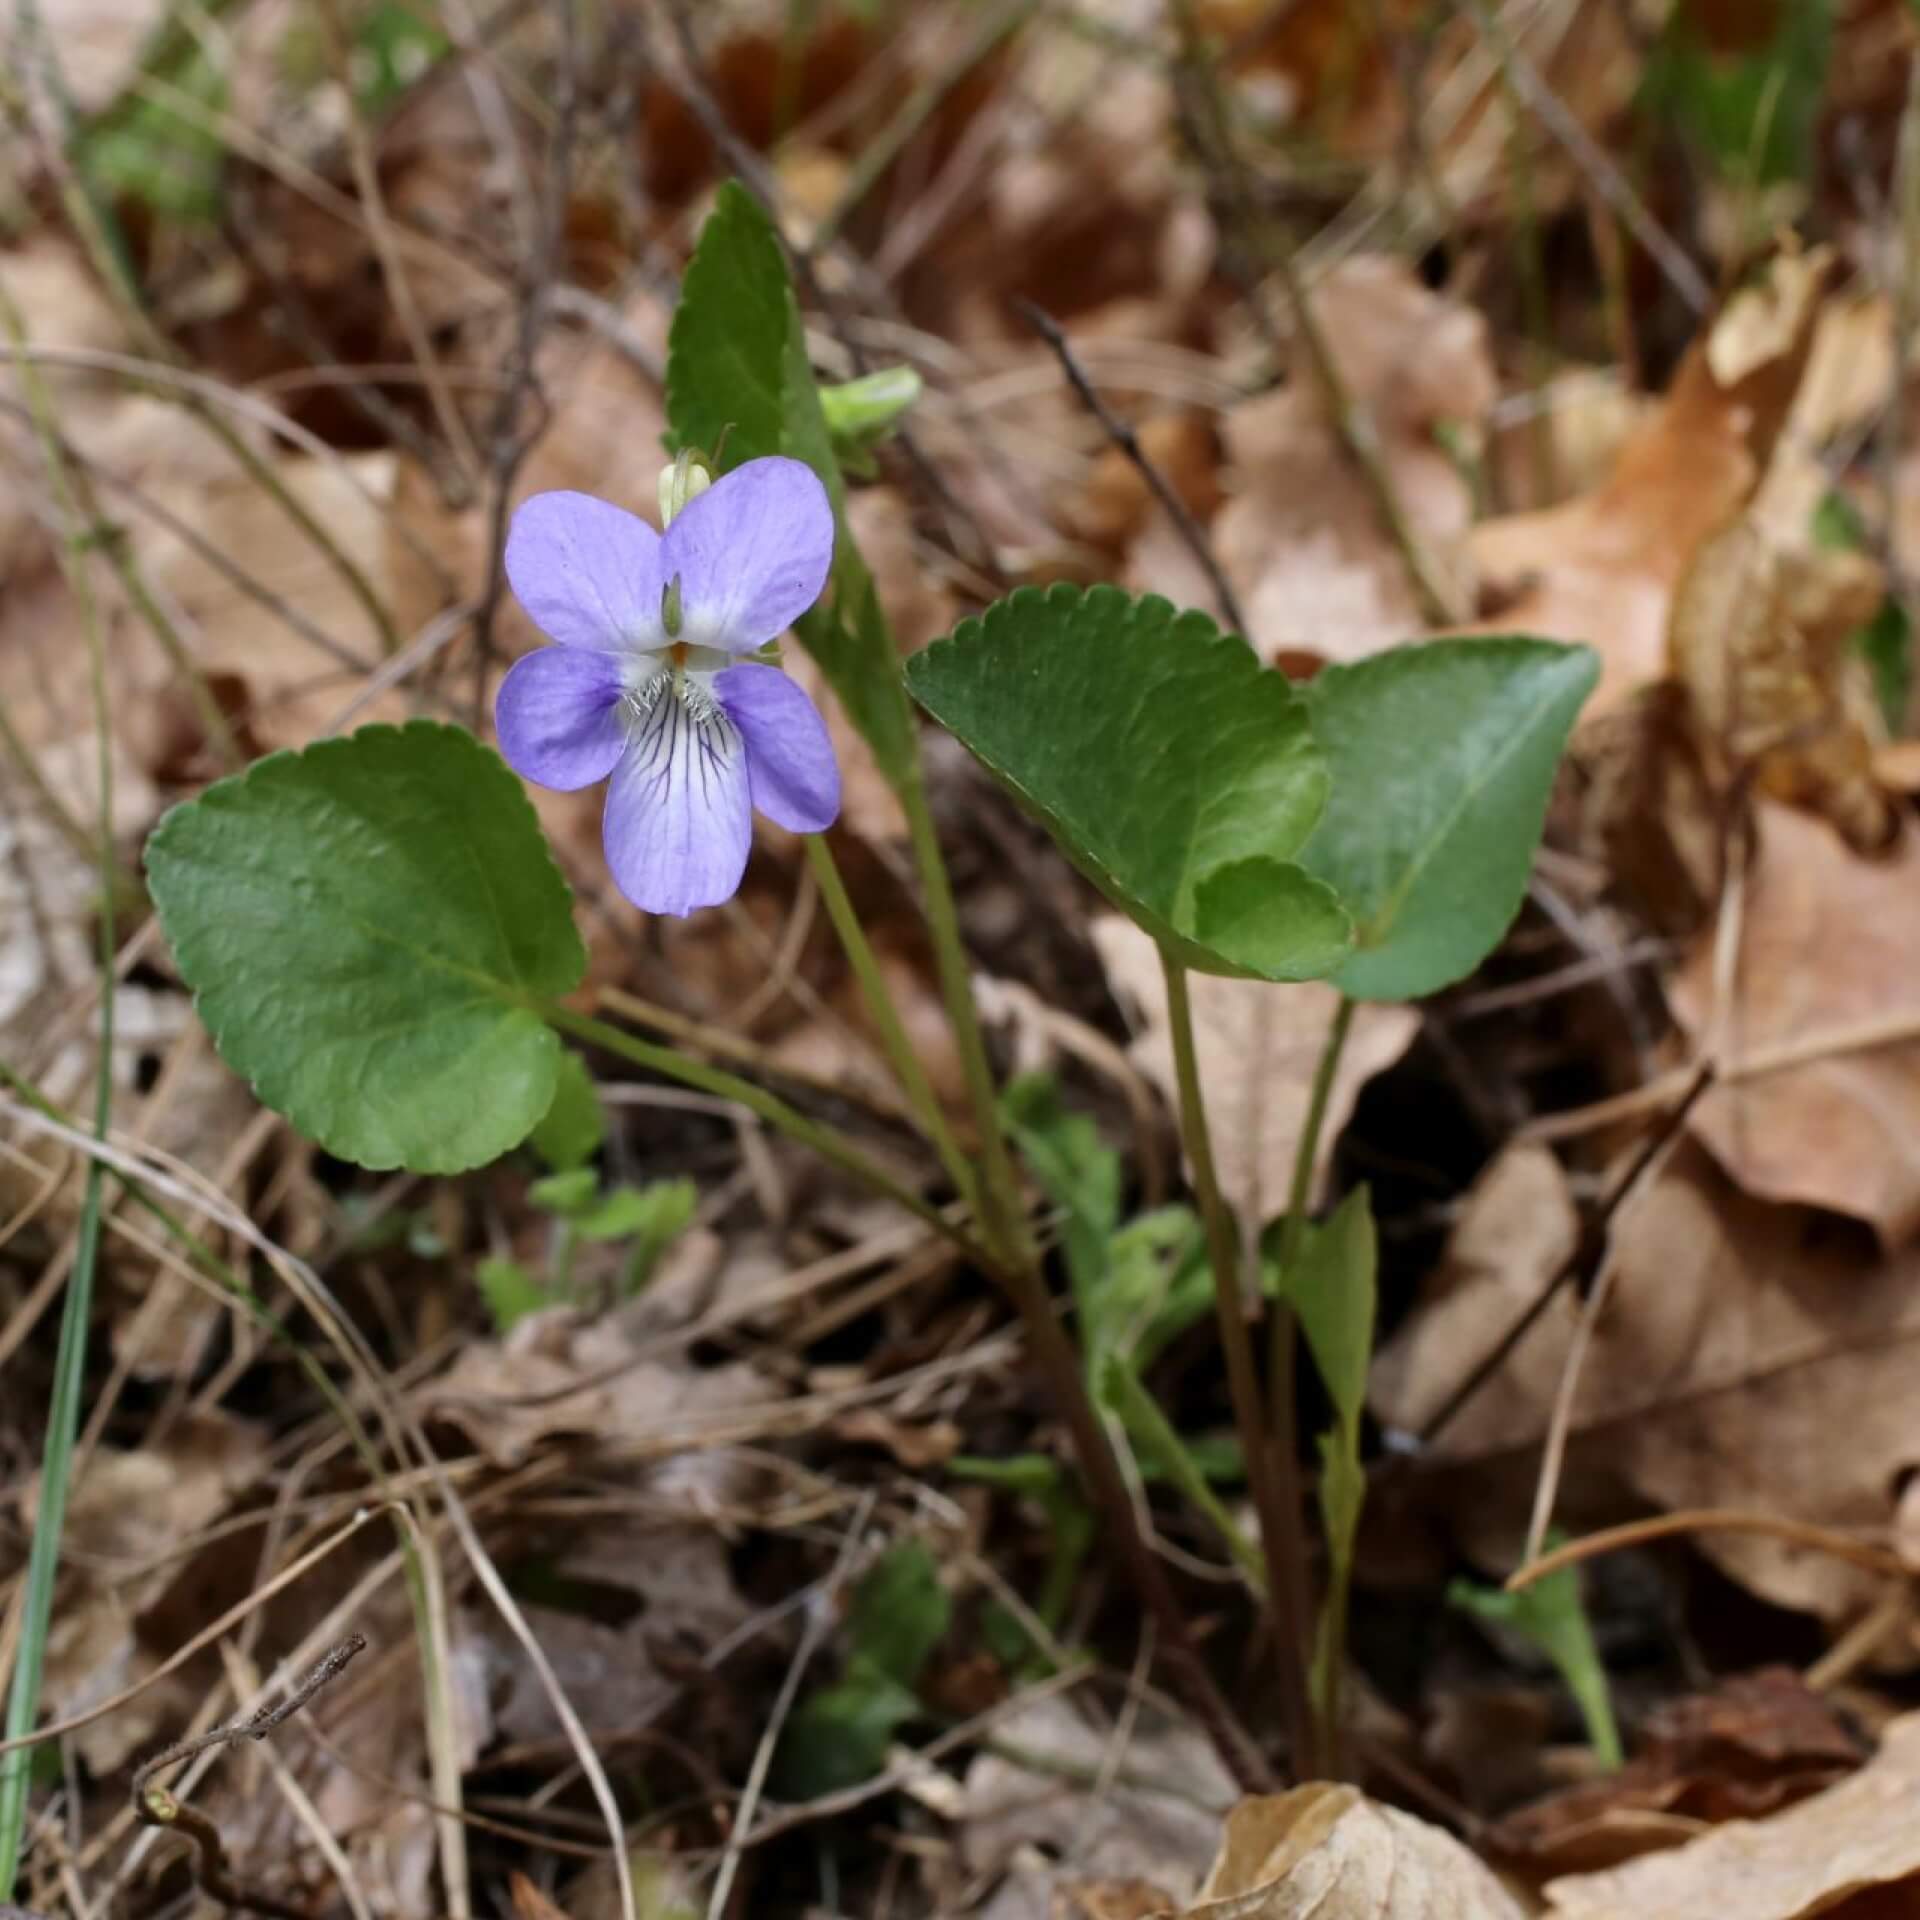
[657,450,714,528]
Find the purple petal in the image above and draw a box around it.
[506,491,666,650]
[495,647,628,791]
[715,663,840,833]
[661,456,834,652]
[601,691,751,916]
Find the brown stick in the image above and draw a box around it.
[133,1635,368,1920]
[1016,299,1250,637]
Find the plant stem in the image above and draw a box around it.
[1266,991,1356,1778]
[1271,996,1357,1315]
[1159,949,1311,1769]
[804,834,983,1218]
[545,1005,992,1267]
[1103,1358,1266,1593]
[897,760,1034,1273]
[551,1005,1271,1783]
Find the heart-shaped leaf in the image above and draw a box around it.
[906,584,1352,982]
[1300,637,1599,1001]
[146,722,584,1173]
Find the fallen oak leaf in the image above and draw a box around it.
[1372,1137,1920,1620]
[1470,247,1841,716]
[1668,804,1920,1246]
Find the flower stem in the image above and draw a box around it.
[545,1005,994,1271]
[804,833,984,1219]
[1267,990,1356,1778]
[1159,948,1312,1770]
[897,760,1035,1273]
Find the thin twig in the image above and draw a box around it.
[1509,1510,1908,1590]
[469,0,578,721]
[707,1496,873,1920]
[1455,0,1709,315]
[1159,951,1306,1761]
[1520,1114,1694,1564]
[1018,300,1247,635]
[132,1636,368,1920]
[1165,0,1466,626]
[1411,1060,1717,1449]
[316,0,483,499]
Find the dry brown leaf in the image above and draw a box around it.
[420,1305,777,1477]
[1488,1667,1864,1878]
[956,1695,1239,1920]
[132,450,442,747]
[1179,1785,1527,1919]
[1669,804,1920,1245]
[1470,249,1844,716]
[1373,1137,1920,1620]
[1091,915,1419,1222]
[1666,523,1891,849]
[1544,1712,1920,1919]
[510,1870,576,1920]
[31,1411,264,1771]
[1192,258,1491,668]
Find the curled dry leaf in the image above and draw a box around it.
[1488,1666,1864,1878]
[1470,249,1843,715]
[1544,1712,1920,1920]
[1179,1785,1526,1919]
[1091,914,1420,1222]
[1373,1138,1920,1619]
[1669,804,1920,1246]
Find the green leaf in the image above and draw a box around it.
[1299,637,1598,1001]
[569,1177,696,1248]
[1638,0,1830,188]
[477,1257,547,1334]
[771,1542,949,1798]
[666,181,915,784]
[530,1050,605,1172]
[907,585,1353,981]
[1276,1185,1378,1723]
[77,40,227,221]
[846,1542,950,1688]
[1102,1207,1210,1374]
[145,722,583,1173]
[618,1177,698,1290]
[1002,1072,1121,1321]
[947,1453,1068,1498]
[1450,1541,1623,1769]
[529,1168,599,1217]
[821,365,922,473]
[772,1669,923,1798]
[1278,1185,1377,1433]
[348,0,450,111]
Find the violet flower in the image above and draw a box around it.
[496,456,840,916]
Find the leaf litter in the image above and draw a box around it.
[16,3,1920,1918]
